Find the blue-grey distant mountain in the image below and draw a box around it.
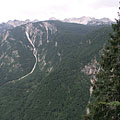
[64,16,113,25]
[0,17,113,32]
[0,19,39,32]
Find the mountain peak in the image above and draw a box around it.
[7,19,31,27]
[63,16,113,25]
[49,17,58,20]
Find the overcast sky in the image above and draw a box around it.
[0,0,119,23]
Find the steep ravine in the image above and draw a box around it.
[17,31,38,80]
[81,58,100,114]
[5,31,38,84]
[3,22,58,85]
[5,22,58,84]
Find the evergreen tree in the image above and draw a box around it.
[83,6,120,120]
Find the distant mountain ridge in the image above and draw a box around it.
[0,19,39,32]
[63,16,113,25]
[6,19,39,27]
[0,16,113,32]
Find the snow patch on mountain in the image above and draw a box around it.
[64,16,113,25]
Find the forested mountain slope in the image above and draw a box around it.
[0,20,112,120]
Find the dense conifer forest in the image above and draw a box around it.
[0,20,113,119]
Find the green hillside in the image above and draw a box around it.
[0,21,112,120]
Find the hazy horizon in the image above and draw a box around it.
[0,0,118,23]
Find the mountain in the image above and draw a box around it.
[7,19,31,27]
[0,17,113,32]
[0,20,112,120]
[0,23,13,32]
[64,16,113,25]
[0,19,40,32]
[49,17,59,21]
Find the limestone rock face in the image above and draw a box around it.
[64,16,113,25]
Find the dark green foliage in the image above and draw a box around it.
[0,21,112,120]
[85,19,120,120]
